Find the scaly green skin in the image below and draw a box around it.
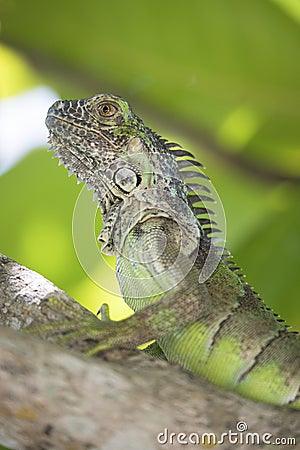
[41,94,299,408]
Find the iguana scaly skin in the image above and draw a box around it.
[41,94,299,409]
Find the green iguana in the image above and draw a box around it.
[35,93,299,409]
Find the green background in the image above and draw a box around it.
[1,0,300,334]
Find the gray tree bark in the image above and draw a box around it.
[0,254,299,450]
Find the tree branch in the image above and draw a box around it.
[0,254,299,450]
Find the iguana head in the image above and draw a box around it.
[46,93,224,282]
[46,93,185,219]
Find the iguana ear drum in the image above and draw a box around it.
[114,167,141,193]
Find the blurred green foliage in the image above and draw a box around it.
[0,0,299,332]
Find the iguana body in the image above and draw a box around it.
[43,94,300,408]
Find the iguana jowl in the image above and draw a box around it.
[44,94,300,409]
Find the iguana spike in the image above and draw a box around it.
[165,141,183,149]
[186,182,211,194]
[215,245,231,254]
[180,170,210,181]
[187,188,216,203]
[177,159,204,169]
[198,218,218,226]
[197,194,215,202]
[192,206,216,215]
[171,149,196,158]
[203,227,222,235]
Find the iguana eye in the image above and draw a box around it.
[98,102,117,117]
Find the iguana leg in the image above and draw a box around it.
[24,268,212,356]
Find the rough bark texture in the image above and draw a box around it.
[0,254,299,450]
